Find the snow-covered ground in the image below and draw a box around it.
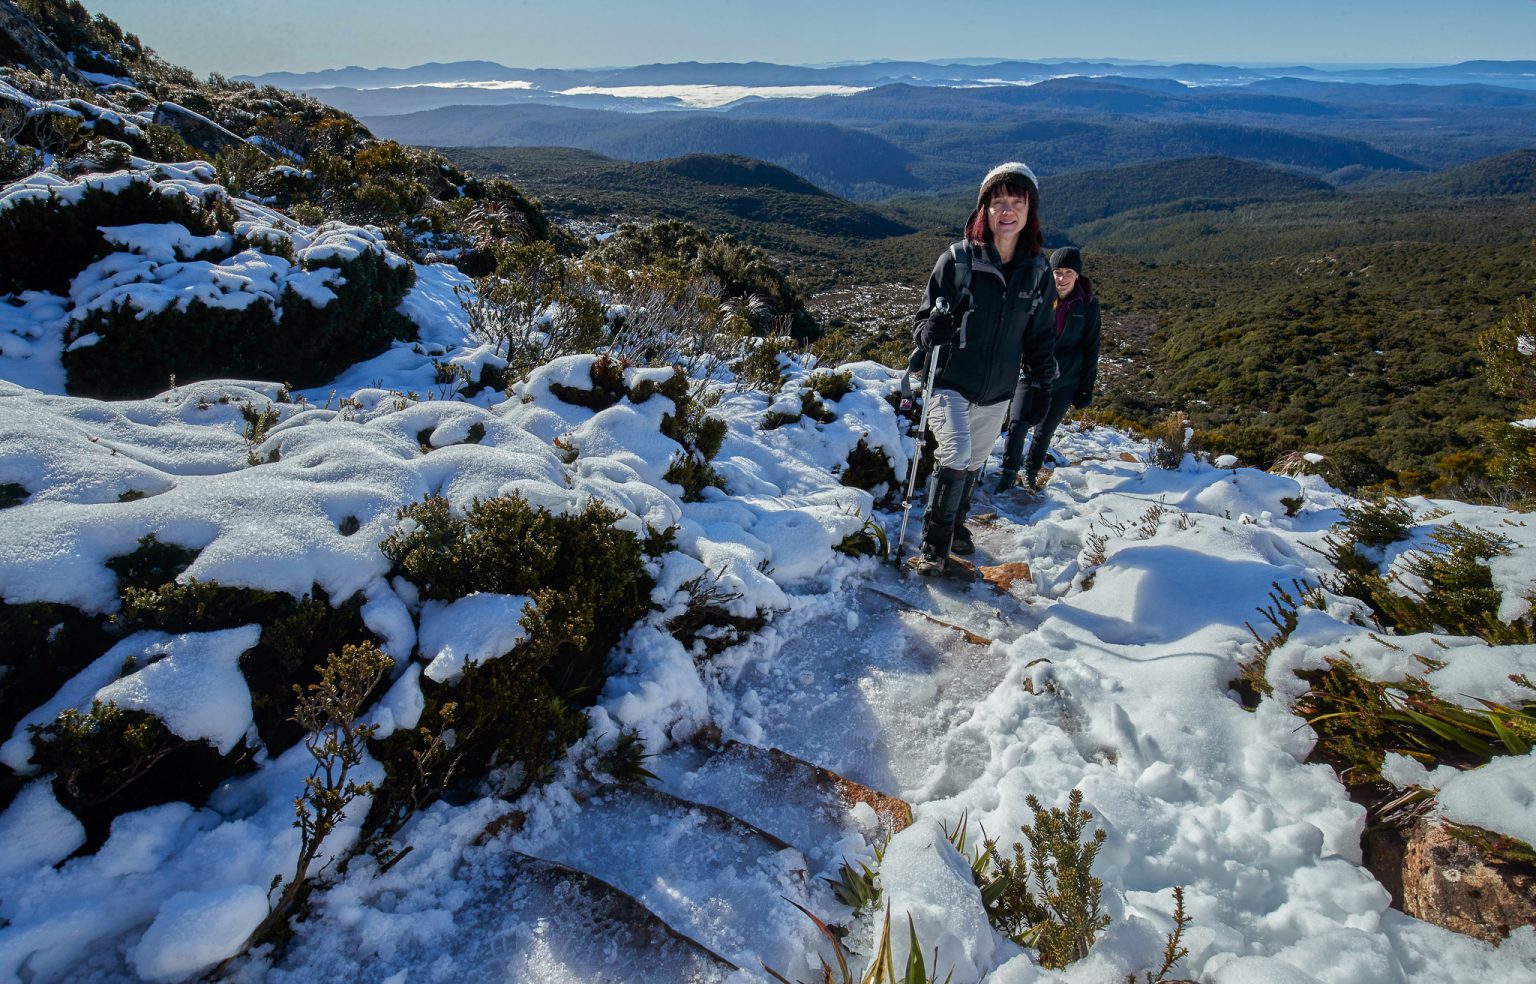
[2,224,1535,982]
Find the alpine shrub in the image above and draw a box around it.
[546,353,630,411]
[457,241,604,383]
[798,390,838,425]
[226,641,394,962]
[664,569,767,658]
[761,410,802,432]
[841,438,899,503]
[983,789,1111,969]
[1151,412,1192,470]
[735,337,792,392]
[63,246,416,398]
[1340,495,1414,548]
[240,590,374,753]
[634,368,728,500]
[663,453,728,503]
[106,533,199,591]
[372,492,652,825]
[3,534,201,742]
[1375,525,1530,642]
[369,656,584,839]
[0,175,236,295]
[382,492,651,661]
[1234,579,1323,706]
[1324,521,1531,644]
[807,369,854,404]
[1294,658,1528,790]
[0,599,114,740]
[112,567,374,754]
[594,728,660,785]
[833,514,890,559]
[29,699,253,848]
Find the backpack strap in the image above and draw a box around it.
[948,241,973,312]
[948,241,974,349]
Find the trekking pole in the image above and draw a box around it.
[894,299,949,568]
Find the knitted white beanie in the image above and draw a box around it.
[975,161,1040,208]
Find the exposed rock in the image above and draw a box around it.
[981,561,1033,595]
[1370,818,1536,945]
[152,101,257,159]
[0,0,89,84]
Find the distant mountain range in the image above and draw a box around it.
[239,58,1536,113]
[235,58,1536,204]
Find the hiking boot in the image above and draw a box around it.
[993,469,1018,494]
[1024,469,1039,493]
[908,549,948,577]
[951,524,974,556]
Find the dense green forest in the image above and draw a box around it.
[1091,243,1531,490]
[436,147,932,283]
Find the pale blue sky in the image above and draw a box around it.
[87,0,1536,77]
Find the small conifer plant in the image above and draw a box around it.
[984,790,1111,969]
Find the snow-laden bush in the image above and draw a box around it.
[2,166,419,397]
[0,166,237,294]
[369,491,653,833]
[62,226,415,397]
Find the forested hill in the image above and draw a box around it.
[366,102,924,201]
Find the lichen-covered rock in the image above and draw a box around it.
[1395,820,1536,944]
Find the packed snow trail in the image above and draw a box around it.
[585,423,1536,983]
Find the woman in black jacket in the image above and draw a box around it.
[909,162,1057,576]
[996,245,1101,493]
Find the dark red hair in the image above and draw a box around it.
[964,177,1043,254]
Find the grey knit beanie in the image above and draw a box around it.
[1050,246,1082,275]
[975,161,1040,209]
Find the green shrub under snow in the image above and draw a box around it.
[3,534,375,834]
[2,165,420,398]
[636,368,729,501]
[0,172,238,295]
[62,240,417,399]
[28,698,253,849]
[546,360,730,502]
[0,599,114,743]
[369,492,653,833]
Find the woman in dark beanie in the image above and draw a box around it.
[908,162,1057,576]
[996,245,1101,493]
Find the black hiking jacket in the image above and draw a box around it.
[1051,286,1101,400]
[913,242,1056,406]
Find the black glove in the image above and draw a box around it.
[1023,386,1051,427]
[921,307,956,347]
[1073,390,1093,409]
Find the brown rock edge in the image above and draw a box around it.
[1365,818,1536,945]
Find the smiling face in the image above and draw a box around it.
[986,193,1030,244]
[1053,267,1079,298]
